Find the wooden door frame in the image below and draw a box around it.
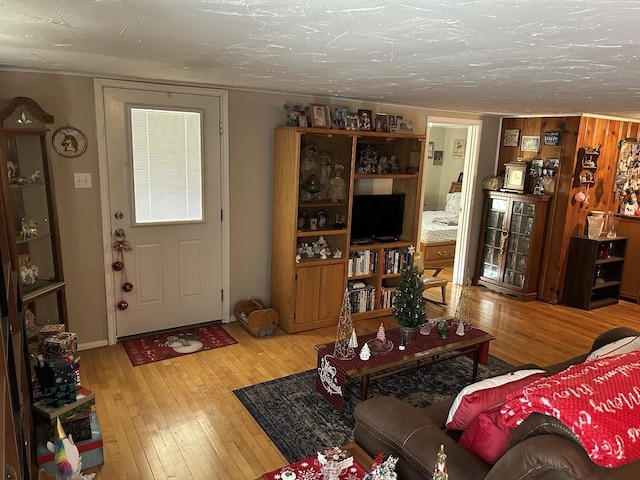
[93,78,231,345]
[424,117,483,285]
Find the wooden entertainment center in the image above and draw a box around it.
[270,127,426,333]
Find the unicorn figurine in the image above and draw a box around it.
[46,418,95,480]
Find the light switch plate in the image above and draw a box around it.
[74,172,92,189]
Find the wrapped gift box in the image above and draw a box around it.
[34,357,76,389]
[46,408,92,443]
[33,386,96,426]
[36,410,104,475]
[38,324,66,344]
[42,382,76,408]
[43,332,78,359]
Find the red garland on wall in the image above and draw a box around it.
[113,233,134,310]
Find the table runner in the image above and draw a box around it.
[262,453,366,480]
[315,319,490,411]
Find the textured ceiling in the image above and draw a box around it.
[2,0,640,118]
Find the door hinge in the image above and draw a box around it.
[219,122,223,135]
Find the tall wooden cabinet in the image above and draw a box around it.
[271,127,425,332]
[474,191,550,301]
[0,97,67,336]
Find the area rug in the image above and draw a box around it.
[121,323,237,366]
[233,354,511,463]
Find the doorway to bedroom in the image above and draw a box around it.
[423,117,482,286]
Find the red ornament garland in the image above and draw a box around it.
[113,234,133,310]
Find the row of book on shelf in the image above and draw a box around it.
[348,248,412,278]
[348,281,398,312]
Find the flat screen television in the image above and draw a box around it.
[350,194,405,243]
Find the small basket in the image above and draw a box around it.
[233,298,279,337]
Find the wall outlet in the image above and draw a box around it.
[74,173,92,189]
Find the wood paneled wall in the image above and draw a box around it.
[497,115,640,305]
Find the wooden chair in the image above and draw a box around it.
[413,252,448,304]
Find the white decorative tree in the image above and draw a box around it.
[334,288,355,359]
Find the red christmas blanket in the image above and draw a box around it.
[501,350,640,468]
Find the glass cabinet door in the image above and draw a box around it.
[502,200,535,288]
[480,197,508,280]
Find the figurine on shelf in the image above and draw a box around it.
[20,262,39,285]
[20,217,39,239]
[7,160,17,180]
[333,248,342,259]
[327,164,347,202]
[29,170,41,183]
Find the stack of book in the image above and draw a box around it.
[348,281,376,313]
[348,249,378,277]
[383,248,411,274]
[380,286,398,309]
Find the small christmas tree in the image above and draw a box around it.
[334,288,355,359]
[392,265,427,328]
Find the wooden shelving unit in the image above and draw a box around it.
[270,127,425,332]
[563,236,627,310]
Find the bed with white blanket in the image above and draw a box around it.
[420,191,461,266]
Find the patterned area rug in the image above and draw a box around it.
[233,354,511,463]
[122,323,237,366]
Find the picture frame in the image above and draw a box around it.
[433,150,443,166]
[346,114,359,130]
[333,107,348,129]
[375,113,388,132]
[388,114,398,132]
[357,109,372,131]
[310,103,329,128]
[397,118,413,133]
[503,129,520,147]
[428,142,435,159]
[521,135,541,152]
[544,131,561,146]
[453,138,466,159]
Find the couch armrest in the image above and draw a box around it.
[590,327,640,352]
[487,434,640,480]
[354,396,490,480]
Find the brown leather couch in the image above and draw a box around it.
[353,327,640,480]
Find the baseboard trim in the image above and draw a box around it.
[78,339,109,351]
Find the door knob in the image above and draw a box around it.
[114,228,126,238]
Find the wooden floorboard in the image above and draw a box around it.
[78,274,640,479]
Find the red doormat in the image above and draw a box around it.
[121,323,237,366]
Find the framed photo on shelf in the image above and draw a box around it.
[333,107,348,129]
[346,113,359,130]
[521,135,541,152]
[375,113,388,132]
[310,103,329,128]
[357,109,372,131]
[428,142,435,159]
[397,118,413,133]
[503,129,520,147]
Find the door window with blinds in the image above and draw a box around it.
[128,107,204,224]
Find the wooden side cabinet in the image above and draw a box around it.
[474,191,550,301]
[563,236,627,310]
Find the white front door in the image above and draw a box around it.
[95,80,228,339]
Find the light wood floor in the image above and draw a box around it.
[77,275,640,479]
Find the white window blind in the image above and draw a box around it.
[130,107,203,223]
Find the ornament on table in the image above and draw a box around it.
[349,329,358,348]
[438,318,449,340]
[456,321,465,336]
[433,444,448,480]
[364,452,398,480]
[359,342,371,360]
[46,417,96,480]
[334,288,355,360]
[376,323,386,341]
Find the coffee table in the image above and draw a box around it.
[257,442,372,480]
[315,320,495,410]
